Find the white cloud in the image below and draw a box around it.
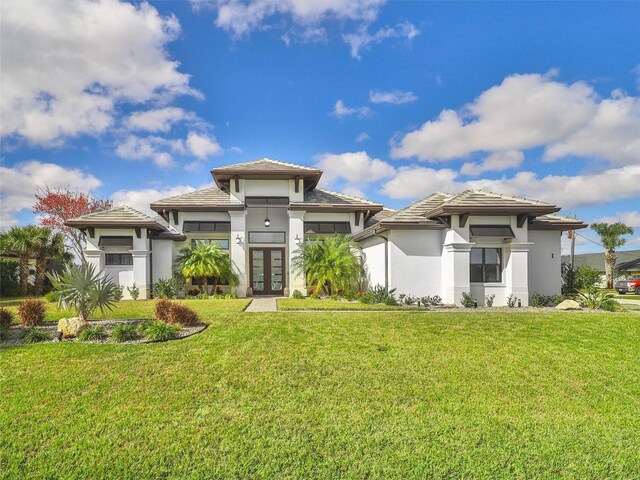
[315,151,396,186]
[111,185,198,216]
[1,0,199,146]
[460,150,524,176]
[355,132,371,142]
[186,132,223,158]
[125,108,197,133]
[595,211,640,229]
[391,72,639,166]
[381,163,640,209]
[369,89,417,104]
[343,21,419,59]
[332,100,371,118]
[0,161,102,228]
[634,64,640,91]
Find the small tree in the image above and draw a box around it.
[47,263,119,322]
[177,242,238,294]
[33,186,113,262]
[0,226,40,296]
[292,235,361,295]
[590,222,634,289]
[32,227,70,295]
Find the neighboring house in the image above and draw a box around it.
[66,158,587,305]
[560,249,640,286]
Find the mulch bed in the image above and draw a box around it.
[1,319,207,346]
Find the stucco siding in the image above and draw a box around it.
[528,230,562,296]
[360,236,387,290]
[387,230,442,298]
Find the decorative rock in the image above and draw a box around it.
[555,299,582,311]
[57,317,88,338]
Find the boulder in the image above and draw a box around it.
[57,317,88,338]
[555,299,582,311]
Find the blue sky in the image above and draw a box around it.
[1,0,638,254]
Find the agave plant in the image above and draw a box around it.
[47,263,119,321]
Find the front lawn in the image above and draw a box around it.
[1,311,639,478]
[278,298,420,310]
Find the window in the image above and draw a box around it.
[470,248,502,283]
[248,231,286,244]
[98,236,133,248]
[469,225,515,238]
[245,197,289,206]
[304,222,351,234]
[191,239,229,250]
[183,221,230,232]
[105,253,133,266]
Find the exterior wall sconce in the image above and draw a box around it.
[235,234,242,245]
[264,206,270,227]
[294,234,302,246]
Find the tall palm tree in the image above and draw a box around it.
[590,222,634,289]
[177,241,238,294]
[0,225,40,296]
[33,228,70,295]
[292,235,361,295]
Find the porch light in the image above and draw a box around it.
[295,234,302,246]
[235,234,242,245]
[264,206,270,227]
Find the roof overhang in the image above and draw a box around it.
[65,220,162,229]
[423,205,561,217]
[149,203,245,213]
[352,220,445,241]
[528,220,588,231]
[211,168,322,192]
[290,203,383,214]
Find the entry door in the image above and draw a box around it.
[250,248,285,295]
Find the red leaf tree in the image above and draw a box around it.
[33,186,113,262]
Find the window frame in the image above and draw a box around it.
[105,253,133,266]
[248,231,286,244]
[304,222,351,234]
[470,247,503,283]
[182,221,231,233]
[190,238,230,250]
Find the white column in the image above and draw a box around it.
[442,242,474,306]
[287,210,306,296]
[229,210,248,297]
[506,242,533,306]
[85,250,103,273]
[130,250,151,299]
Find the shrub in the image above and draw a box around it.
[358,294,373,304]
[22,327,51,344]
[188,288,201,297]
[78,325,107,342]
[195,293,209,300]
[113,284,124,302]
[44,290,60,303]
[215,286,224,295]
[143,320,180,341]
[0,308,14,329]
[421,295,443,307]
[155,298,173,322]
[0,327,8,341]
[0,258,20,297]
[460,292,475,308]
[17,299,46,326]
[166,303,199,326]
[506,294,517,308]
[310,293,321,300]
[575,265,602,291]
[330,294,339,301]
[153,278,180,299]
[551,294,567,305]
[399,294,417,306]
[485,294,496,307]
[368,284,397,305]
[579,287,620,311]
[225,293,238,299]
[110,324,137,343]
[127,283,140,301]
[292,289,304,299]
[530,292,552,308]
[212,294,224,299]
[137,320,153,336]
[343,290,356,300]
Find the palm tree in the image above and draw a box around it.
[0,225,40,296]
[590,222,635,289]
[177,241,239,294]
[292,235,361,295]
[32,227,70,295]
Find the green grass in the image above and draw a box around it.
[278,298,419,310]
[1,310,639,479]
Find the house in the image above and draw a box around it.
[65,158,587,305]
[560,249,640,286]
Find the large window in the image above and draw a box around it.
[105,253,133,266]
[304,222,351,234]
[470,248,502,283]
[183,221,230,232]
[248,231,286,244]
[191,239,229,250]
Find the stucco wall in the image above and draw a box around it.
[359,236,387,290]
[528,230,562,296]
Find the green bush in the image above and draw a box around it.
[343,290,357,300]
[224,293,238,299]
[485,294,496,307]
[330,294,339,301]
[44,290,60,303]
[506,294,517,308]
[399,294,417,305]
[143,321,180,341]
[22,327,51,344]
[17,299,46,326]
[136,320,153,336]
[212,294,224,299]
[127,283,140,301]
[113,285,124,302]
[78,325,107,342]
[152,278,180,299]
[579,287,620,311]
[195,293,209,300]
[530,292,552,308]
[0,327,8,341]
[358,294,373,304]
[421,295,443,307]
[292,289,304,299]
[0,258,20,297]
[460,292,475,308]
[367,284,397,305]
[0,307,14,329]
[575,265,602,291]
[110,324,138,343]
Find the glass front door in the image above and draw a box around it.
[250,248,285,295]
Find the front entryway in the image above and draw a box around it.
[250,248,285,295]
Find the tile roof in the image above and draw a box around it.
[66,206,163,228]
[440,189,556,208]
[529,213,588,230]
[382,192,453,223]
[301,188,382,207]
[149,187,243,211]
[212,158,320,173]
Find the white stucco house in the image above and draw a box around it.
[66,158,586,305]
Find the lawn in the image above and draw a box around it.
[278,298,421,311]
[2,307,639,479]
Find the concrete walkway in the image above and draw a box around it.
[244,297,279,312]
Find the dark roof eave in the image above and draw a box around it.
[529,221,589,231]
[150,233,188,241]
[290,203,383,213]
[424,205,561,217]
[65,220,162,229]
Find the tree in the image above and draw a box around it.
[292,235,361,295]
[590,222,635,289]
[47,263,119,322]
[177,242,239,294]
[33,186,113,262]
[0,226,40,296]
[32,228,71,295]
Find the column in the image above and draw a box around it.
[85,250,103,273]
[287,210,306,296]
[229,210,248,297]
[130,250,151,299]
[442,242,474,305]
[506,243,533,306]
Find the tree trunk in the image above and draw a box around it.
[202,276,208,295]
[35,257,47,296]
[604,249,617,289]
[19,255,30,296]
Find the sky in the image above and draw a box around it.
[1,0,638,255]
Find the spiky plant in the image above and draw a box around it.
[177,241,239,294]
